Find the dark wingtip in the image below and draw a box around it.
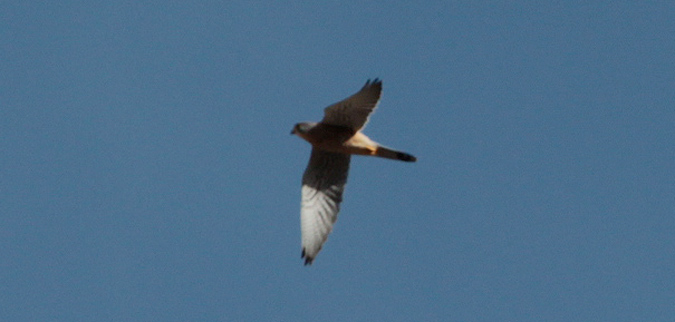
[301,248,314,266]
[364,78,382,89]
[397,152,417,162]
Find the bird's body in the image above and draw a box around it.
[295,123,379,156]
[292,79,416,265]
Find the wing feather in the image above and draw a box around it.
[321,79,382,131]
[300,149,351,265]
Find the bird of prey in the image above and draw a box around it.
[291,79,416,265]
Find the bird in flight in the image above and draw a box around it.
[291,79,416,265]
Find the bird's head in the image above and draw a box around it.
[291,122,316,135]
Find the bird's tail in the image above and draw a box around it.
[374,146,417,162]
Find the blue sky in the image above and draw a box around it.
[2,1,674,321]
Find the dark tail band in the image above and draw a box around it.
[375,146,417,162]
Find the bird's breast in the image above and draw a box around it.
[297,123,377,156]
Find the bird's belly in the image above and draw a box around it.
[313,132,377,156]
[314,144,375,156]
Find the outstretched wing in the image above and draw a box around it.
[321,79,382,132]
[300,149,351,265]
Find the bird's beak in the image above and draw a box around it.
[290,129,295,135]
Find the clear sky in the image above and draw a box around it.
[2,1,674,321]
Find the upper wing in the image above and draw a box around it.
[321,79,382,131]
[300,149,351,265]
